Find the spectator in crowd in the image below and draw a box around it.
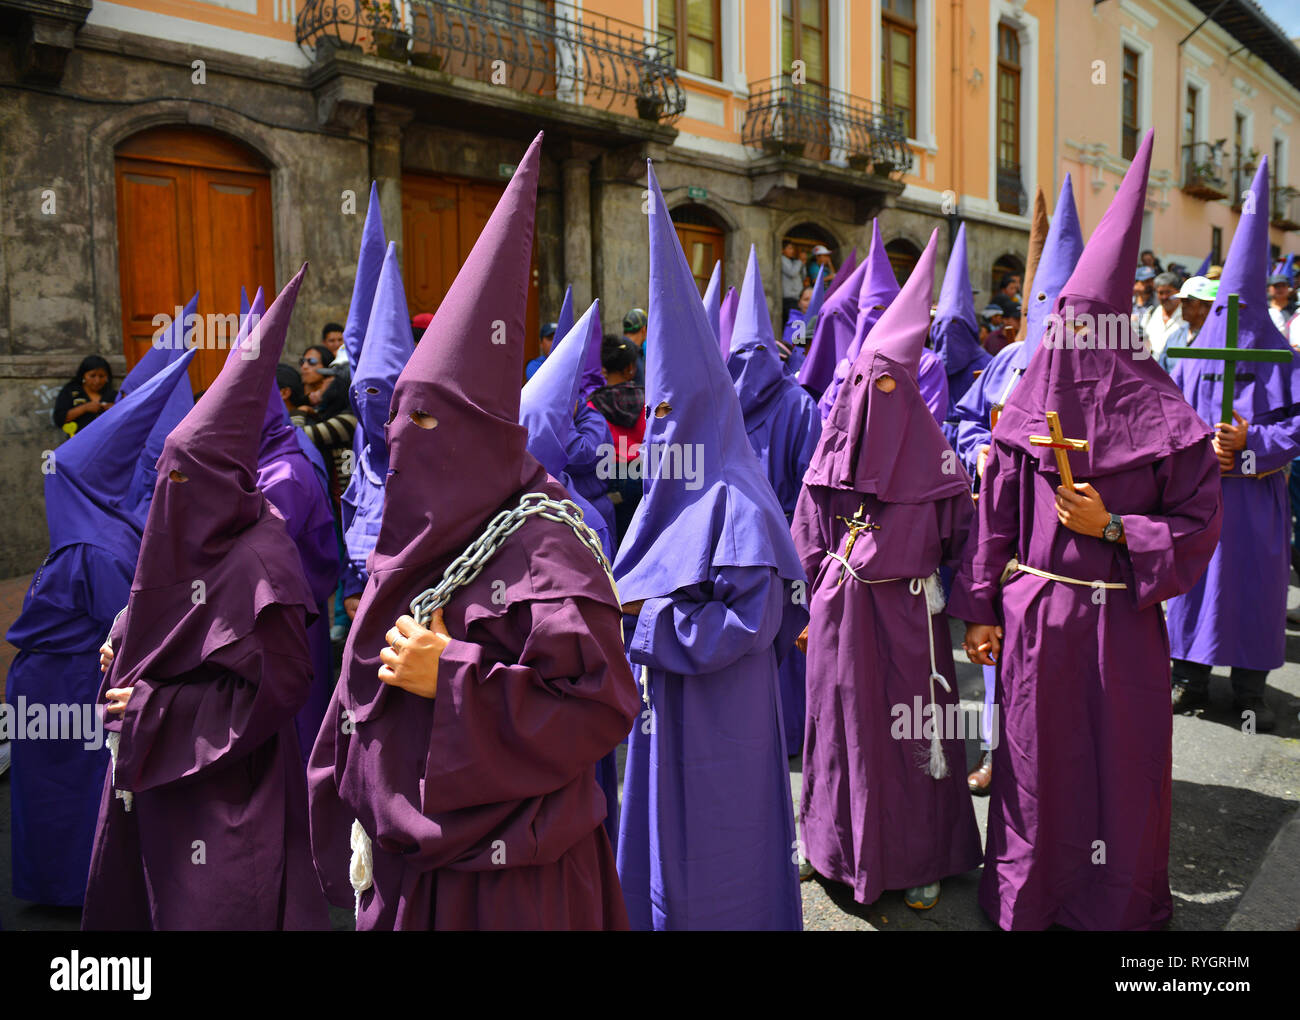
[1139,249,1164,273]
[410,311,432,346]
[780,240,806,323]
[980,303,1004,351]
[984,296,1020,356]
[1142,271,1184,359]
[808,244,835,288]
[623,306,648,387]
[589,333,645,542]
[276,363,308,425]
[1158,275,1218,371]
[52,355,116,437]
[995,273,1021,303]
[298,344,356,504]
[321,321,346,367]
[1133,266,1157,317]
[525,321,557,381]
[1267,273,1296,334]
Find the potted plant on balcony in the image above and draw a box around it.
[359,0,410,63]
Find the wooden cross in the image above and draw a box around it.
[1164,293,1292,425]
[834,501,879,585]
[1029,411,1089,491]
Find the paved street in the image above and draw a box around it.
[2,571,1297,931]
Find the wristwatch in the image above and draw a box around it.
[1102,513,1124,543]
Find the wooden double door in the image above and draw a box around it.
[114,126,275,391]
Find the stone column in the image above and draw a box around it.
[562,157,593,309]
[370,104,413,255]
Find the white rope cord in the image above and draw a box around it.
[105,731,133,813]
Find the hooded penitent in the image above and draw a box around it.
[702,261,722,345]
[118,292,197,398]
[782,265,827,376]
[718,285,739,357]
[726,244,823,756]
[614,162,803,931]
[952,175,1084,478]
[341,240,416,599]
[816,222,899,420]
[6,350,195,908]
[964,129,1224,932]
[1166,156,1300,675]
[996,134,1210,479]
[554,284,575,346]
[798,247,872,398]
[931,223,991,424]
[82,266,329,931]
[822,246,857,299]
[307,133,636,932]
[792,227,982,907]
[342,181,387,369]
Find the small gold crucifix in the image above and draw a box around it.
[834,501,879,585]
[1029,411,1089,490]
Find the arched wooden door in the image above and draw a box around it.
[115,127,275,391]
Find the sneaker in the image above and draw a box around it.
[798,859,815,882]
[904,882,941,910]
[1171,681,1209,713]
[330,623,348,644]
[0,740,10,778]
[1234,695,1276,733]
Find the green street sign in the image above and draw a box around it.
[498,162,517,178]
[687,186,707,200]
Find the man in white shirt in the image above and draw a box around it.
[1142,272,1184,359]
[1267,273,1295,335]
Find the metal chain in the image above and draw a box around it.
[408,492,618,626]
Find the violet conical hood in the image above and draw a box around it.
[727,245,787,426]
[614,162,803,603]
[863,228,938,380]
[352,241,416,477]
[997,131,1212,477]
[1013,173,1084,369]
[718,286,739,356]
[555,284,575,346]
[375,132,544,575]
[343,181,388,367]
[120,291,198,397]
[48,348,197,561]
[823,246,857,298]
[798,245,872,393]
[702,260,722,344]
[521,299,601,478]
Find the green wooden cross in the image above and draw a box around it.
[1165,293,1292,424]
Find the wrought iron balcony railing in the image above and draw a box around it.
[1272,185,1300,231]
[996,161,1026,215]
[741,77,913,176]
[296,0,686,124]
[1181,141,1228,201]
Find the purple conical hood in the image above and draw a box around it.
[370,133,544,584]
[555,284,575,345]
[727,245,787,426]
[578,301,606,402]
[521,299,601,478]
[931,223,989,387]
[864,229,938,380]
[240,286,250,319]
[48,349,196,563]
[119,292,198,397]
[807,230,968,502]
[805,264,828,322]
[702,260,722,344]
[350,241,415,477]
[998,131,1212,477]
[799,248,872,393]
[1170,157,1300,426]
[1012,173,1084,370]
[343,181,387,367]
[816,225,899,419]
[131,354,197,516]
[823,246,858,299]
[614,162,804,602]
[718,286,739,356]
[110,266,316,694]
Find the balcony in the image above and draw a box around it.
[296,0,686,125]
[741,77,913,177]
[1273,185,1300,231]
[996,161,1026,215]
[1230,156,1259,211]
[1181,141,1228,201]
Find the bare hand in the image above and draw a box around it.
[795,625,809,654]
[621,601,644,617]
[99,638,114,673]
[963,624,1002,666]
[1055,482,1110,538]
[1212,412,1248,471]
[105,686,133,715]
[344,595,360,620]
[976,445,990,478]
[378,612,450,699]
